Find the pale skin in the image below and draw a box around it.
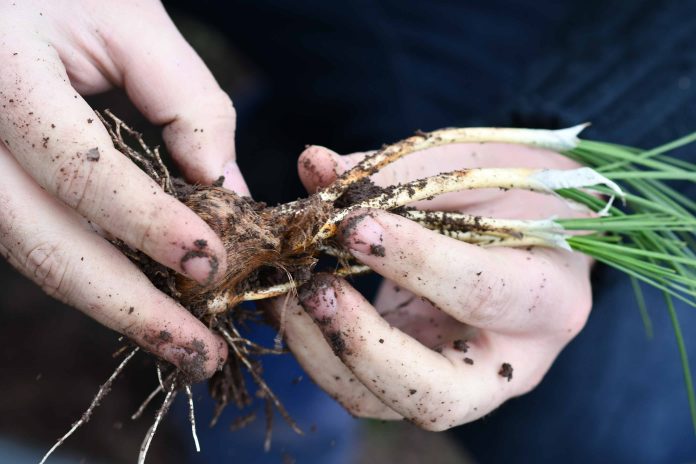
[0,0,251,378]
[268,143,593,430]
[0,0,593,425]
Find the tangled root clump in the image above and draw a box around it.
[176,187,334,315]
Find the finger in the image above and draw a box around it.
[298,146,366,193]
[98,1,247,193]
[0,146,226,381]
[0,39,227,285]
[263,297,401,420]
[299,275,539,430]
[337,209,592,335]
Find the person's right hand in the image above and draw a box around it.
[0,0,246,380]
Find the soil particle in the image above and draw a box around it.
[298,273,336,305]
[498,363,513,381]
[128,306,134,315]
[338,212,370,241]
[369,243,386,257]
[193,239,208,249]
[212,176,225,187]
[464,357,474,365]
[334,177,385,208]
[180,249,218,286]
[452,339,469,353]
[178,338,210,384]
[86,147,100,162]
[408,389,417,396]
[327,331,347,357]
[158,330,173,343]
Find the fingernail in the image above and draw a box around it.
[222,160,250,195]
[180,252,219,286]
[340,213,386,257]
[160,341,213,383]
[299,274,338,322]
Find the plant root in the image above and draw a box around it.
[138,377,178,464]
[39,347,139,464]
[185,385,201,453]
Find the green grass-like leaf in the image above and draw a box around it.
[559,133,696,433]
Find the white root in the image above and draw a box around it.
[156,364,165,390]
[138,380,178,464]
[402,210,572,250]
[131,384,164,421]
[436,229,570,250]
[218,327,303,436]
[185,385,201,453]
[321,124,589,202]
[39,347,139,464]
[316,167,620,241]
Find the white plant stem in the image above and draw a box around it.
[321,124,589,202]
[316,167,621,241]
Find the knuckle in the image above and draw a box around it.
[133,218,156,254]
[410,407,459,431]
[416,417,453,432]
[461,279,510,325]
[332,391,375,419]
[52,150,101,211]
[187,89,235,125]
[23,242,71,299]
[402,386,458,431]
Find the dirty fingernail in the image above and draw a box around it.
[181,253,219,286]
[299,274,338,321]
[160,341,215,383]
[340,213,385,257]
[222,160,250,195]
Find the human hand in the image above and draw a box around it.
[0,0,246,380]
[270,141,593,429]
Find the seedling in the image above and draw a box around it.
[40,111,696,463]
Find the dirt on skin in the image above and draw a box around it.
[498,363,513,381]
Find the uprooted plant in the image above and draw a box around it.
[40,110,696,463]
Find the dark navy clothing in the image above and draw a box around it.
[167,1,696,462]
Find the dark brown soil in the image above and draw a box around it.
[369,244,386,257]
[452,339,469,353]
[334,177,385,208]
[498,363,513,381]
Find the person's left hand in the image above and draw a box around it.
[267,140,593,430]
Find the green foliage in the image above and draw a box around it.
[558,136,696,432]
